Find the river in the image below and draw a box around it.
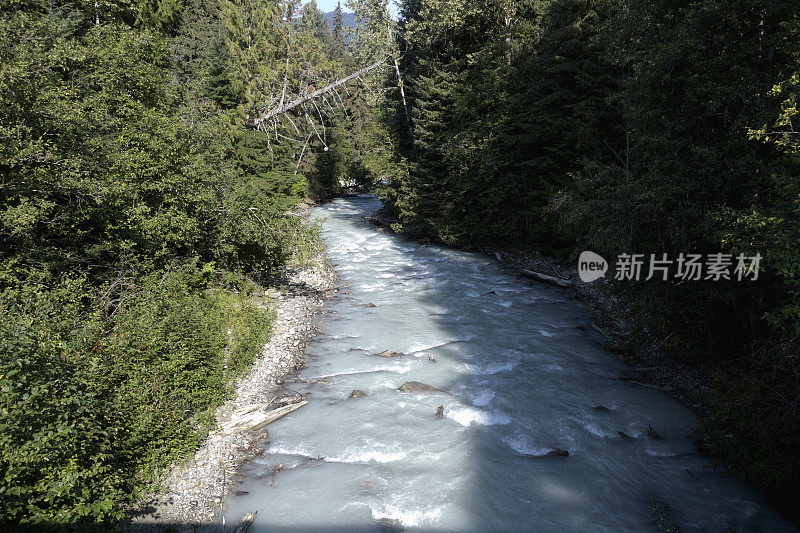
[221,196,792,532]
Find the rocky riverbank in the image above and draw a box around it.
[126,235,337,531]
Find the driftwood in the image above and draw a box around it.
[519,269,571,288]
[222,400,308,434]
[248,59,388,128]
[231,511,257,533]
[592,322,611,338]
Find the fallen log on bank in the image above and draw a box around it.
[519,269,571,288]
[222,400,308,434]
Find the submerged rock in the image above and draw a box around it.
[349,390,366,399]
[398,381,442,392]
[373,349,403,358]
[521,449,570,458]
[546,449,570,457]
[594,405,611,412]
[647,424,663,439]
[377,517,404,531]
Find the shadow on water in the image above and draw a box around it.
[213,196,792,532]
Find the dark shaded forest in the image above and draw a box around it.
[379,0,800,516]
[2,0,800,526]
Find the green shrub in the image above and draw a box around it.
[0,263,272,524]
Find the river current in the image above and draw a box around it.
[221,196,793,532]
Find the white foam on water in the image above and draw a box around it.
[447,405,510,427]
[374,364,411,374]
[539,329,555,337]
[499,301,513,307]
[371,504,443,527]
[503,435,552,457]
[267,444,315,457]
[470,388,495,407]
[326,449,407,464]
[584,423,616,438]
[406,337,465,353]
[305,365,410,380]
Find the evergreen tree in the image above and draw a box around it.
[330,1,346,61]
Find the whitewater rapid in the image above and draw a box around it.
[221,196,792,532]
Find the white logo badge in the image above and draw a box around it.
[578,251,608,283]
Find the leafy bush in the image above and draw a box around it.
[0,263,272,524]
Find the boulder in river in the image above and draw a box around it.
[436,405,444,418]
[594,405,611,412]
[377,517,404,530]
[374,350,403,358]
[349,390,366,399]
[521,449,570,458]
[428,355,436,362]
[545,449,570,457]
[367,303,377,307]
[398,381,443,392]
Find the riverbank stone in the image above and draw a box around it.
[398,381,442,392]
[373,350,403,358]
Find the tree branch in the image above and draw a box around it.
[248,58,388,128]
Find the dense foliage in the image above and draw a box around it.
[0,0,376,525]
[384,0,800,509]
